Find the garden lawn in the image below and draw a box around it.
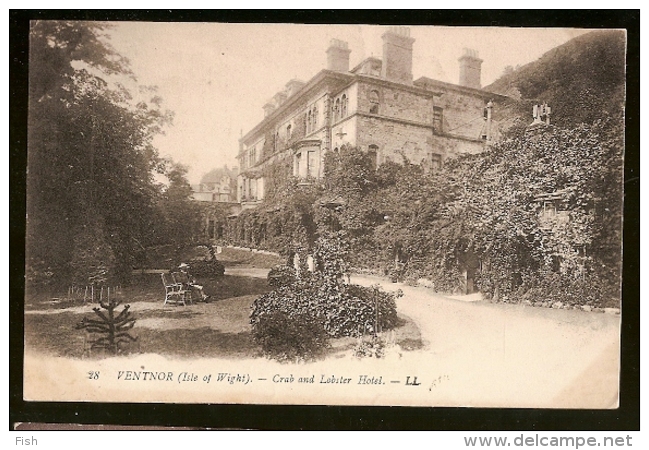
[25,272,422,360]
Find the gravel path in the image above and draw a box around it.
[351,274,620,408]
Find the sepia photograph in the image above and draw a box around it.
[14,12,636,428]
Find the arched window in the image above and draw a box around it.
[307,110,312,133]
[286,124,292,140]
[341,94,348,118]
[369,90,380,114]
[312,105,318,129]
[334,98,341,121]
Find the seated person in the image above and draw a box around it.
[174,263,210,302]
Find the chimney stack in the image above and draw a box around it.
[458,48,483,89]
[381,27,415,84]
[326,39,351,72]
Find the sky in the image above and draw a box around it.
[105,23,590,184]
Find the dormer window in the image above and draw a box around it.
[369,90,380,114]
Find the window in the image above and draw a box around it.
[430,153,442,170]
[307,110,312,133]
[274,132,279,152]
[312,105,318,129]
[543,201,557,219]
[286,124,292,140]
[250,178,257,200]
[341,94,348,118]
[368,144,379,170]
[369,90,380,114]
[294,153,301,177]
[433,106,443,133]
[249,146,256,167]
[307,151,317,178]
[334,98,340,121]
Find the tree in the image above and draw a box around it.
[27,21,173,286]
[158,162,202,252]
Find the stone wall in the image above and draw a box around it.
[356,81,435,124]
[356,115,433,164]
[435,87,488,141]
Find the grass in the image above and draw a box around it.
[24,247,422,360]
[216,247,283,268]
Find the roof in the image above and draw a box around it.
[414,76,509,101]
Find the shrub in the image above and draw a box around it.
[267,264,297,288]
[251,278,400,344]
[343,284,400,335]
[516,272,619,308]
[188,259,225,278]
[252,308,329,362]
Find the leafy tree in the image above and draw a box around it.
[27,21,173,286]
[158,162,202,252]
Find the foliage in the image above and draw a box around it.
[250,233,397,346]
[267,264,297,288]
[27,21,175,285]
[69,219,116,286]
[354,335,386,359]
[76,295,137,354]
[157,162,202,250]
[251,275,400,340]
[516,272,619,309]
[251,230,400,361]
[486,30,626,133]
[188,259,225,278]
[252,310,329,362]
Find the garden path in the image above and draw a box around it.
[351,273,621,409]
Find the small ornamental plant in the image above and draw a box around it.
[76,294,137,355]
